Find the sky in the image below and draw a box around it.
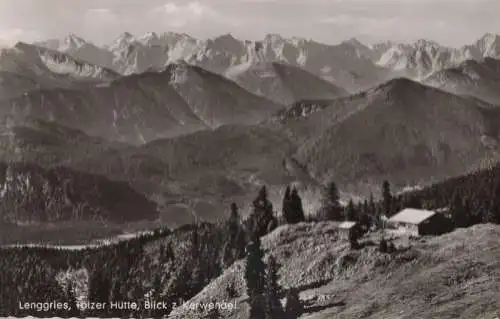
[0,0,499,47]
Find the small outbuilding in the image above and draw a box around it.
[387,208,451,236]
[338,221,362,241]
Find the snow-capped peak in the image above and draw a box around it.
[345,37,364,47]
[116,32,134,42]
[414,39,441,49]
[138,32,160,46]
[264,33,285,44]
[108,32,136,51]
[62,33,87,50]
[476,33,500,58]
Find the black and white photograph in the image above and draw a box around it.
[0,0,500,318]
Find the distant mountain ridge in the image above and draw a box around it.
[34,32,500,92]
[284,78,500,195]
[424,57,500,105]
[0,42,119,100]
[0,62,282,144]
[226,61,349,105]
[375,34,500,80]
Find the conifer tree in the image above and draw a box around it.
[87,269,111,316]
[228,202,241,242]
[159,244,166,263]
[358,199,371,229]
[189,260,206,296]
[284,288,303,319]
[66,282,80,318]
[224,202,245,267]
[290,187,306,223]
[150,273,166,319]
[369,193,376,214]
[284,187,306,224]
[191,226,199,259]
[264,255,284,319]
[318,181,342,221]
[282,185,292,222]
[246,186,278,238]
[345,199,357,221]
[165,242,175,262]
[382,180,392,217]
[379,237,388,253]
[226,282,238,298]
[245,236,266,319]
[451,191,468,228]
[489,181,500,224]
[207,299,221,319]
[111,279,125,318]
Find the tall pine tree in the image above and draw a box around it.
[282,186,292,222]
[284,288,303,319]
[223,202,247,267]
[207,299,221,319]
[65,281,80,318]
[191,226,200,259]
[245,236,266,319]
[344,199,357,221]
[318,181,342,221]
[450,190,469,228]
[150,273,167,319]
[290,187,306,223]
[87,269,111,317]
[110,279,126,318]
[382,180,392,217]
[246,186,278,238]
[264,255,284,319]
[284,187,306,224]
[489,180,500,224]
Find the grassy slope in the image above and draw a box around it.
[171,222,500,319]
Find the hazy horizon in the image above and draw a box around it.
[1,0,499,48]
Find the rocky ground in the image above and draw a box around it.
[171,222,500,319]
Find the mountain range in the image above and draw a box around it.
[2,31,500,233]
[33,32,500,92]
[3,28,500,319]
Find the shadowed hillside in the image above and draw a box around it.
[0,63,282,144]
[292,78,500,195]
[425,58,500,105]
[0,162,158,224]
[227,61,348,105]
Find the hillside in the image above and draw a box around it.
[35,34,115,73]
[69,125,302,223]
[166,62,283,128]
[271,93,375,144]
[0,64,281,144]
[292,78,500,195]
[424,58,500,105]
[0,42,119,100]
[226,62,348,105]
[0,162,158,225]
[171,222,500,319]
[0,116,127,167]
